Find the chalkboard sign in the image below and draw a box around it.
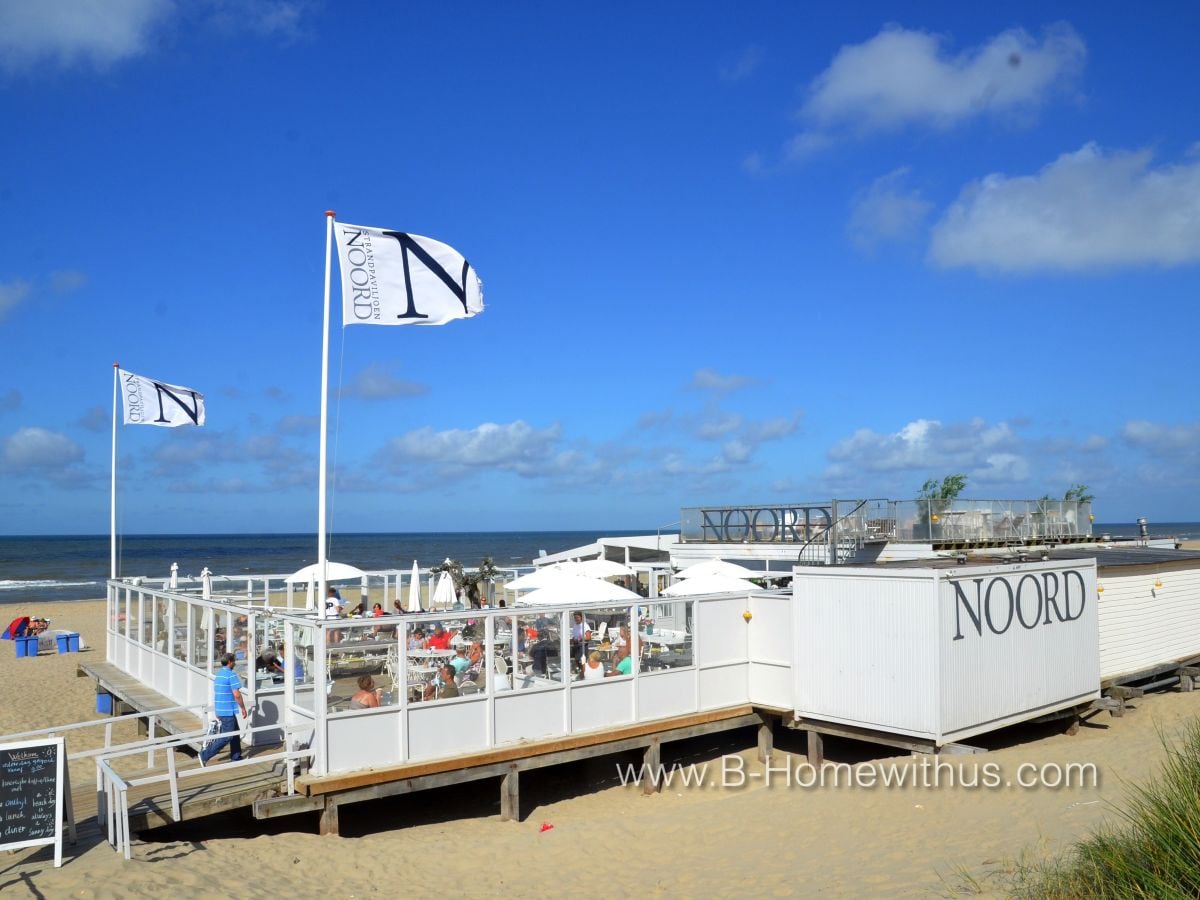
[0,737,69,867]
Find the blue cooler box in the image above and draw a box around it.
[68,633,80,652]
[56,634,71,654]
[96,692,114,714]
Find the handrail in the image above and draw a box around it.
[2,703,207,743]
[97,725,315,861]
[795,499,869,565]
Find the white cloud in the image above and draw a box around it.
[382,421,565,477]
[826,417,1021,477]
[848,167,932,251]
[0,279,31,321]
[76,405,109,433]
[341,363,429,400]
[930,143,1200,271]
[1,426,84,471]
[687,368,756,393]
[804,23,1084,133]
[1121,420,1200,456]
[0,0,172,71]
[720,44,763,83]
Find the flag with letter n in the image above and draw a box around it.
[334,222,484,326]
[118,370,205,427]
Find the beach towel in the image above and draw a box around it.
[2,616,30,640]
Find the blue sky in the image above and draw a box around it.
[1,1,1198,535]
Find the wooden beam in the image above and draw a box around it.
[319,796,338,836]
[757,714,774,764]
[794,718,937,755]
[499,765,519,822]
[253,793,324,820]
[299,705,756,796]
[641,739,661,795]
[806,730,823,767]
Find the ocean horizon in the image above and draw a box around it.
[1,522,1196,607]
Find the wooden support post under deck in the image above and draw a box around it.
[319,796,339,836]
[806,730,823,767]
[757,715,774,764]
[641,739,661,795]
[1064,715,1081,736]
[500,764,519,822]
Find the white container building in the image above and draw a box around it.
[791,558,1101,746]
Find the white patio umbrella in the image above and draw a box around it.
[284,561,368,584]
[575,559,634,579]
[504,562,583,592]
[431,571,457,610]
[661,574,759,596]
[515,574,640,607]
[406,560,422,613]
[674,559,758,580]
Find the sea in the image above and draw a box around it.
[2,522,1198,608]
[0,530,652,607]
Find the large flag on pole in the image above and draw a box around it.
[334,222,484,326]
[117,369,206,427]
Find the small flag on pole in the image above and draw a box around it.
[118,369,205,427]
[334,222,484,327]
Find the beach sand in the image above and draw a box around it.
[3,598,1200,897]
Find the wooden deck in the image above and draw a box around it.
[274,705,773,834]
[77,659,205,738]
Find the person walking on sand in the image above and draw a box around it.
[200,653,248,767]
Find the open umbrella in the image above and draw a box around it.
[661,574,759,596]
[406,561,421,613]
[674,559,758,580]
[575,559,634,579]
[504,563,584,592]
[284,561,368,584]
[515,574,640,607]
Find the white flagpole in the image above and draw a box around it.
[110,362,119,580]
[317,211,335,604]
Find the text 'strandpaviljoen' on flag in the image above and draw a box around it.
[118,370,206,427]
[334,223,484,327]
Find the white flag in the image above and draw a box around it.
[118,369,205,427]
[334,222,484,327]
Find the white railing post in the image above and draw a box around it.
[166,749,181,821]
[146,716,156,766]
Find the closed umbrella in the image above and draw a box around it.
[406,561,421,613]
[431,571,457,610]
[661,574,759,596]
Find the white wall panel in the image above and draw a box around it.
[699,662,747,710]
[492,689,565,746]
[637,669,696,722]
[1098,566,1200,680]
[570,680,634,733]
[407,699,488,761]
[328,709,402,770]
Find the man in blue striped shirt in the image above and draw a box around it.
[200,652,248,766]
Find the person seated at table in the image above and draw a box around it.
[407,628,427,650]
[426,623,456,651]
[392,599,404,615]
[609,645,632,677]
[349,674,381,709]
[450,644,470,678]
[582,650,605,681]
[370,603,384,617]
[255,645,282,676]
[613,624,631,650]
[462,641,486,686]
[422,663,460,701]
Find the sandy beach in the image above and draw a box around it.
[3,585,1200,898]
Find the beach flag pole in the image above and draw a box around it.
[317,211,336,606]
[110,362,119,580]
